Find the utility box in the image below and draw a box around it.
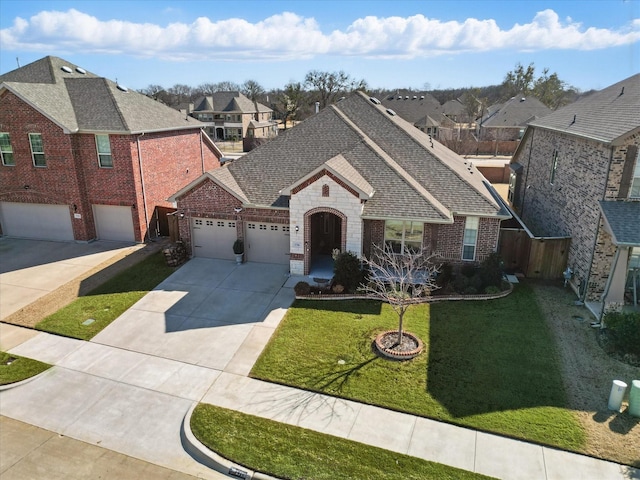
[608,380,627,412]
[628,380,640,418]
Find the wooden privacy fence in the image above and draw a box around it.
[499,227,571,280]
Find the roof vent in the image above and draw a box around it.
[75,67,86,74]
[61,66,73,73]
[520,97,526,102]
[338,96,345,102]
[413,96,417,100]
[405,96,409,100]
[397,96,402,100]
[386,109,396,116]
[420,95,424,99]
[369,96,381,105]
[116,84,129,92]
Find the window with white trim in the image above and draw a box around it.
[0,133,14,166]
[384,220,423,254]
[29,133,46,167]
[550,149,559,185]
[630,153,640,198]
[462,217,479,261]
[96,134,113,168]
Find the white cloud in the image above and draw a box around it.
[1,8,638,61]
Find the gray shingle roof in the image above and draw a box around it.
[380,92,443,124]
[0,56,204,134]
[481,94,551,128]
[192,92,272,114]
[216,92,508,221]
[599,201,640,245]
[528,74,640,144]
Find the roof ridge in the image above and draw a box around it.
[331,102,451,220]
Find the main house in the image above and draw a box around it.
[508,73,640,314]
[187,92,278,151]
[0,56,221,243]
[170,92,511,275]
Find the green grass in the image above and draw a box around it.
[36,252,175,340]
[0,351,51,385]
[191,404,495,480]
[251,284,586,452]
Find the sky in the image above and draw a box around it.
[0,0,638,93]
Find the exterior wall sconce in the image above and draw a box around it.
[295,225,299,233]
[234,207,243,213]
[73,204,77,212]
[23,185,30,190]
[179,212,185,219]
[132,203,136,209]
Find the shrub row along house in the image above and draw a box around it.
[509,73,640,315]
[0,56,221,243]
[170,92,511,275]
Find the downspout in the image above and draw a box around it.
[582,146,615,302]
[136,133,151,241]
[200,130,205,174]
[598,248,621,325]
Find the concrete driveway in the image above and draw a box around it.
[0,237,145,321]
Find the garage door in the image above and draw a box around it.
[93,205,135,242]
[246,222,290,264]
[0,202,74,241]
[192,218,237,259]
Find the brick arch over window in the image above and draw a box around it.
[303,206,348,275]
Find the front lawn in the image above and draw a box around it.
[251,284,586,452]
[191,404,494,480]
[36,252,175,340]
[0,352,51,385]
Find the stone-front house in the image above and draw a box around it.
[188,92,278,151]
[170,92,510,275]
[0,56,221,243]
[508,74,640,313]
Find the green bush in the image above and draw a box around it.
[479,253,504,288]
[605,311,640,355]
[333,252,364,293]
[294,281,310,296]
[484,285,502,295]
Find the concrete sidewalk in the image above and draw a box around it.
[2,324,637,480]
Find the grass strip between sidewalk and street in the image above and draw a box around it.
[251,284,586,453]
[36,252,175,341]
[191,404,495,480]
[0,351,51,385]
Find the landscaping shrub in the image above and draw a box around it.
[479,253,504,288]
[484,285,502,295]
[605,311,640,355]
[333,251,365,293]
[294,281,310,296]
[436,263,454,287]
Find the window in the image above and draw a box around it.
[0,133,14,166]
[95,134,113,168]
[29,133,45,167]
[384,220,423,253]
[630,153,640,198]
[462,217,479,261]
[550,149,559,185]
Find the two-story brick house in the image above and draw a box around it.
[188,92,278,151]
[169,92,511,275]
[509,74,640,314]
[0,56,221,243]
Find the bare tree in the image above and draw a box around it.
[304,70,354,109]
[241,79,265,101]
[359,244,440,344]
[278,81,305,129]
[214,81,241,92]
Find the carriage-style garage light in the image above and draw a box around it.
[295,226,299,233]
[234,207,243,213]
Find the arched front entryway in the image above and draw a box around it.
[215,127,224,140]
[304,207,347,276]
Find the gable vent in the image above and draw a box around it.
[61,66,73,73]
[386,109,397,116]
[75,67,86,74]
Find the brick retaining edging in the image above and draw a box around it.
[295,281,514,302]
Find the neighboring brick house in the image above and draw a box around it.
[188,92,278,151]
[0,56,221,243]
[508,74,640,314]
[170,92,511,275]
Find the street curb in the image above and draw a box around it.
[181,402,280,480]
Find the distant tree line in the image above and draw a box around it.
[139,63,584,125]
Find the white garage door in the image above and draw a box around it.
[246,222,290,264]
[0,202,74,241]
[93,205,135,242]
[192,218,237,259]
